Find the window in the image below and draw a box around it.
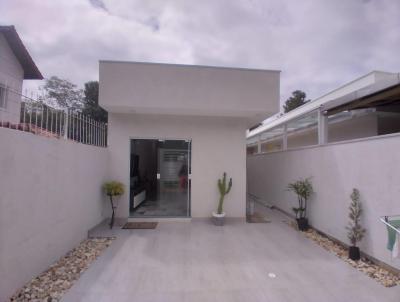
[287,111,318,148]
[260,125,284,153]
[0,84,8,109]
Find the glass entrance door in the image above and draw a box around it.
[129,139,191,217]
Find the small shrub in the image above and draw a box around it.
[346,188,366,247]
[287,177,313,219]
[103,181,125,229]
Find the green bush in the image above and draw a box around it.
[287,177,313,219]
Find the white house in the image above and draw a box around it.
[0,26,43,123]
[99,61,280,219]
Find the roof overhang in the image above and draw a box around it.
[99,61,280,125]
[0,26,43,80]
[323,75,400,115]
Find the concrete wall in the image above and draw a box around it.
[99,61,280,123]
[108,113,247,219]
[247,134,400,269]
[0,128,109,301]
[0,33,24,123]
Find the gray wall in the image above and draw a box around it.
[0,128,109,301]
[247,134,400,269]
[107,113,247,219]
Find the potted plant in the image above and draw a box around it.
[212,172,232,226]
[346,188,366,261]
[287,177,313,231]
[103,181,125,229]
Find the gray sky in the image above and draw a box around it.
[1,0,399,107]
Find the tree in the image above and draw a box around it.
[283,90,310,113]
[103,181,125,229]
[41,76,84,110]
[82,81,108,123]
[346,189,366,247]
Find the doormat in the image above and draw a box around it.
[247,213,271,223]
[122,222,158,229]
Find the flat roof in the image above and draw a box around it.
[99,60,281,74]
[0,25,43,80]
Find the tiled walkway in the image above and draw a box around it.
[61,207,400,301]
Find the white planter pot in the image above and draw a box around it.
[212,212,226,226]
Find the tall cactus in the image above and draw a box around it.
[217,172,232,214]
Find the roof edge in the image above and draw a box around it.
[0,25,43,80]
[99,60,281,73]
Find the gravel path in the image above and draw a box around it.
[286,220,400,287]
[10,237,114,302]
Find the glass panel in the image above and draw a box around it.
[287,111,318,148]
[328,109,377,143]
[130,139,190,217]
[247,145,257,155]
[260,125,284,142]
[261,138,282,152]
[327,105,400,143]
[246,135,259,145]
[259,125,284,153]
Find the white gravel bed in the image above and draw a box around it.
[286,220,400,287]
[10,237,114,302]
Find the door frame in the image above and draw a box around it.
[128,137,192,218]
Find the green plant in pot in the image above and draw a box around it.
[287,177,313,231]
[212,172,232,226]
[346,188,366,261]
[103,181,125,229]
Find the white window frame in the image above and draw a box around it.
[0,83,8,110]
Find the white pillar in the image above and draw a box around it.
[318,109,328,145]
[283,123,288,150]
[63,109,69,140]
[257,135,262,153]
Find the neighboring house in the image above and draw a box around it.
[99,61,280,219]
[0,26,43,123]
[247,71,400,153]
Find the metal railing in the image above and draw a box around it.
[247,193,275,216]
[0,87,107,147]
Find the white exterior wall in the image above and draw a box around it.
[99,61,280,124]
[0,128,109,301]
[247,134,400,269]
[107,113,247,219]
[0,33,24,123]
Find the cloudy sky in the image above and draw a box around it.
[1,0,399,107]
